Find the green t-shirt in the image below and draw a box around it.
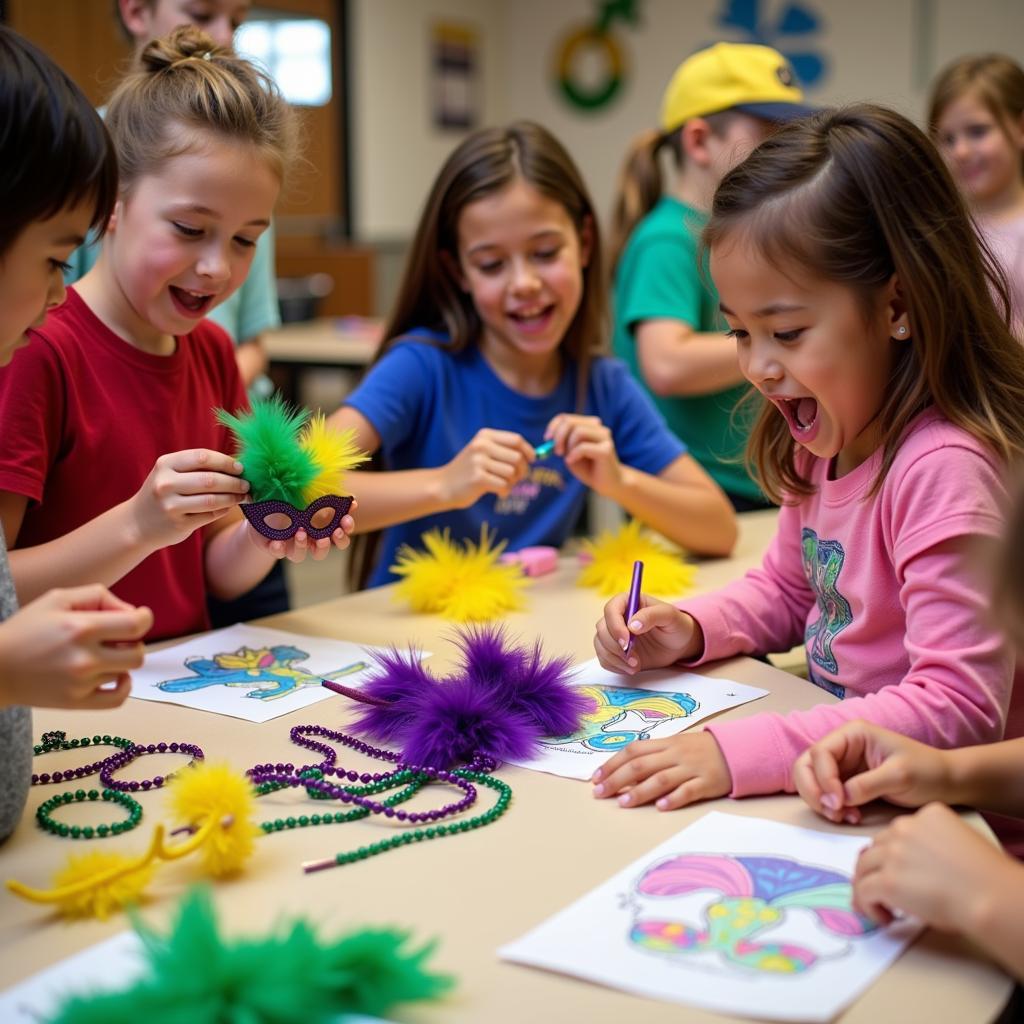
[612,195,762,503]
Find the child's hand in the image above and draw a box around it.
[793,720,954,825]
[545,414,622,494]
[131,449,250,549]
[594,593,703,674]
[247,500,357,562]
[592,731,732,810]
[0,585,152,710]
[853,802,1008,930]
[440,429,534,507]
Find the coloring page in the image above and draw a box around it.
[131,624,417,723]
[506,658,767,780]
[500,811,920,1021]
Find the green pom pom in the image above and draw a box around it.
[49,888,455,1024]
[216,396,317,506]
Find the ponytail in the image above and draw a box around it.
[608,129,671,272]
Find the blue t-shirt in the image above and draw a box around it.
[345,331,688,586]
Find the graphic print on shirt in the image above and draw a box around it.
[801,528,851,695]
[494,464,565,516]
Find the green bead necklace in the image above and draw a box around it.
[35,787,143,839]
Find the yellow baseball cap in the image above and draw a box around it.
[659,42,813,133]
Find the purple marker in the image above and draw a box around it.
[624,559,644,655]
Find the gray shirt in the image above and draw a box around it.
[0,529,31,845]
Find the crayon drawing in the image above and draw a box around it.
[630,853,875,975]
[540,685,698,752]
[500,812,921,1022]
[131,624,425,723]
[507,658,768,780]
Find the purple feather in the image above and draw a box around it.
[452,624,529,686]
[400,672,539,769]
[505,640,588,737]
[349,646,432,742]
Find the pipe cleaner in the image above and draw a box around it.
[341,624,588,769]
[47,887,453,1024]
[390,524,528,621]
[216,396,368,541]
[7,762,259,919]
[577,518,696,597]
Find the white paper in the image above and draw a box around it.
[131,624,415,723]
[0,929,391,1022]
[506,658,768,780]
[500,811,920,1022]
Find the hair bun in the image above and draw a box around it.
[139,25,222,74]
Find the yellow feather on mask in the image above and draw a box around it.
[578,519,696,597]
[391,525,527,622]
[299,414,369,505]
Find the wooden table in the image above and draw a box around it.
[0,511,1013,1022]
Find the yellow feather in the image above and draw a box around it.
[165,763,260,877]
[578,519,696,597]
[391,525,528,622]
[48,849,156,919]
[299,414,369,504]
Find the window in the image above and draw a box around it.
[236,14,332,106]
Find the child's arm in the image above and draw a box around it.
[634,320,747,396]
[329,406,535,533]
[0,584,152,710]
[795,720,1024,824]
[0,449,250,603]
[545,411,736,556]
[853,802,1024,981]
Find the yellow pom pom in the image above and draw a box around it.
[165,763,260,877]
[391,525,528,622]
[49,849,156,920]
[299,414,369,504]
[578,519,696,597]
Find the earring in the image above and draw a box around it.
[897,326,907,336]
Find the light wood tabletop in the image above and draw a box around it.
[0,510,1013,1022]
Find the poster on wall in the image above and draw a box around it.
[432,22,479,130]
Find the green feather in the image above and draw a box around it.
[216,396,318,506]
[50,888,455,1024]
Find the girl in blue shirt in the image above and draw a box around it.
[331,122,736,586]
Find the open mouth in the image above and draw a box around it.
[777,396,820,441]
[508,304,555,334]
[169,285,215,317]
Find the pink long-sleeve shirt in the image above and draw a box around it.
[681,410,1017,798]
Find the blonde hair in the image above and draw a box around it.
[104,25,296,191]
[705,104,1024,503]
[928,54,1024,170]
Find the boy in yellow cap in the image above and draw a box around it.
[609,43,813,510]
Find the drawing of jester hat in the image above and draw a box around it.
[629,853,877,975]
[216,396,368,541]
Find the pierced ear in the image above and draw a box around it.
[439,249,468,291]
[885,273,912,340]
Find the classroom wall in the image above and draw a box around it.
[349,0,1024,246]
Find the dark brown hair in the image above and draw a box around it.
[704,103,1024,503]
[0,26,118,258]
[104,25,296,192]
[928,54,1024,176]
[349,121,606,588]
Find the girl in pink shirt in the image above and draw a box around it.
[592,104,1024,818]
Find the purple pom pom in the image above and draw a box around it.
[350,647,432,742]
[401,673,538,769]
[506,641,588,737]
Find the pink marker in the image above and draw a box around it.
[624,559,644,655]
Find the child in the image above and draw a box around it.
[792,474,1024,980]
[328,122,737,588]
[929,55,1024,333]
[0,26,154,844]
[592,104,1024,825]
[609,43,813,511]
[0,26,353,643]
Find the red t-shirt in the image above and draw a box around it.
[0,288,248,640]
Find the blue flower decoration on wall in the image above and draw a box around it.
[717,0,827,87]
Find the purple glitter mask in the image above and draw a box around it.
[241,494,353,541]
